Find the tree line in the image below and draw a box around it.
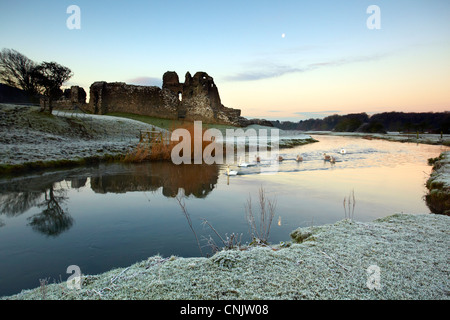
[0,48,72,113]
[272,111,450,134]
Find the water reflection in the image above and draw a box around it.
[0,135,448,297]
[90,162,219,198]
[0,191,42,217]
[0,162,220,236]
[27,186,73,237]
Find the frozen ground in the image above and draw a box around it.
[2,213,448,300]
[0,104,166,166]
[428,151,450,189]
[0,104,316,167]
[305,130,450,145]
[2,104,449,300]
[426,151,450,215]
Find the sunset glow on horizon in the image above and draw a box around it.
[0,0,449,121]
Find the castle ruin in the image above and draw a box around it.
[86,71,246,126]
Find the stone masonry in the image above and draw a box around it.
[86,71,246,126]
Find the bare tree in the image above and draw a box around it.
[34,61,73,113]
[0,48,39,97]
[0,48,74,110]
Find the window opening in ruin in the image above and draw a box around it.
[178,92,182,101]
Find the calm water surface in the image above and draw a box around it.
[0,135,448,296]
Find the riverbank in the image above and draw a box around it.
[305,130,450,146]
[2,213,448,300]
[0,104,317,174]
[426,151,450,215]
[0,104,167,174]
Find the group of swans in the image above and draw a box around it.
[323,153,336,164]
[323,149,346,164]
[239,154,284,167]
[226,148,346,176]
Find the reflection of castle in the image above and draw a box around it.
[90,162,219,198]
[0,162,220,236]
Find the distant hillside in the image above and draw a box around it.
[272,111,450,134]
[0,83,38,104]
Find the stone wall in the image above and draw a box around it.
[86,71,247,126]
[87,81,179,120]
[46,72,273,127]
[45,85,87,110]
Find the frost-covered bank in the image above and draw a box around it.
[426,151,450,215]
[0,104,166,172]
[0,104,317,173]
[3,213,448,300]
[305,131,450,146]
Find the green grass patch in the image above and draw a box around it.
[428,154,444,166]
[105,112,184,130]
[105,112,240,132]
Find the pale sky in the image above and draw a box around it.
[0,0,449,121]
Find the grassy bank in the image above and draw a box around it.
[106,112,240,132]
[0,105,168,174]
[1,105,319,173]
[426,151,450,215]
[305,131,450,146]
[2,213,448,300]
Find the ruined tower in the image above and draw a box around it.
[87,71,244,126]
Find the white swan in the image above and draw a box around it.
[238,161,250,167]
[226,165,238,176]
[238,157,254,167]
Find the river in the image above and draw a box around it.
[0,134,448,297]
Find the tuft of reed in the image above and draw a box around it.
[174,187,277,256]
[245,186,277,245]
[343,189,356,221]
[175,194,203,256]
[123,122,213,163]
[200,219,243,254]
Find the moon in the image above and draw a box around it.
[281,33,286,38]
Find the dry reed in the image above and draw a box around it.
[123,122,213,163]
[343,189,356,221]
[245,186,277,245]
